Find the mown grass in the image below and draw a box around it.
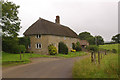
[55,51,87,58]
[2,52,53,66]
[2,51,87,66]
[73,53,119,78]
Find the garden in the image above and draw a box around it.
[2,41,88,66]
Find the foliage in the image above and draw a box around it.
[95,35,104,45]
[78,32,104,45]
[71,49,76,52]
[86,45,99,52]
[112,34,120,43]
[2,36,26,54]
[72,43,76,50]
[1,1,21,37]
[99,44,119,53]
[58,42,68,54]
[19,45,26,53]
[73,53,119,78]
[19,36,30,49]
[2,36,19,53]
[78,32,93,40]
[48,44,57,55]
[86,37,95,45]
[75,42,82,51]
[112,49,117,53]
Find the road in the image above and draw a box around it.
[3,55,89,78]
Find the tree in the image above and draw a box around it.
[78,32,93,40]
[86,37,95,45]
[78,32,95,45]
[1,1,21,37]
[19,36,30,49]
[95,35,104,45]
[112,34,120,43]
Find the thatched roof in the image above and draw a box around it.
[23,18,78,38]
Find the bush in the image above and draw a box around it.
[2,37,26,54]
[112,49,117,53]
[58,42,68,54]
[75,42,82,51]
[48,44,57,55]
[19,36,30,49]
[71,49,76,52]
[86,45,99,52]
[72,43,76,50]
[19,45,26,53]
[2,37,18,53]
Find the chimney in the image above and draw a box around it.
[55,16,60,24]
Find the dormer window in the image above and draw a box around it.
[36,34,41,38]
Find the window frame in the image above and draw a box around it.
[36,34,41,38]
[36,43,42,49]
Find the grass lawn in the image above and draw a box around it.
[55,51,87,58]
[2,51,87,66]
[99,44,119,53]
[72,53,119,78]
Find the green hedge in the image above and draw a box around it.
[58,42,68,54]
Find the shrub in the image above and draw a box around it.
[19,45,26,53]
[86,45,99,52]
[71,49,76,52]
[112,49,117,53]
[2,37,26,54]
[48,44,57,55]
[19,36,30,49]
[58,42,68,54]
[72,43,76,50]
[75,42,82,51]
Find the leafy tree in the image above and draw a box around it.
[95,35,104,45]
[78,32,93,40]
[86,37,95,45]
[1,1,21,37]
[78,32,95,45]
[19,36,30,49]
[112,34,120,43]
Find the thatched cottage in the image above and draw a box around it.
[23,16,89,54]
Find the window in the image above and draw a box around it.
[36,43,42,49]
[36,34,41,38]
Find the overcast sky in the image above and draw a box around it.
[8,0,119,42]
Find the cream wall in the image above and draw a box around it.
[28,35,80,54]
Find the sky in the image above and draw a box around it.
[8,0,119,42]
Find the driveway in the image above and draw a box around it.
[2,55,89,78]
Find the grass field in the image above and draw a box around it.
[73,53,119,78]
[99,44,119,53]
[2,51,87,66]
